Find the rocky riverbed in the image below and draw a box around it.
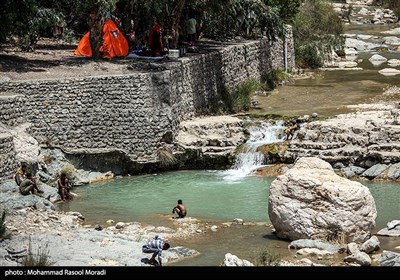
[0,181,203,267]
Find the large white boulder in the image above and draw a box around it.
[268,157,377,243]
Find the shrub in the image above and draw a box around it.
[261,69,289,90]
[0,210,11,240]
[293,0,345,69]
[227,79,261,113]
[254,247,281,266]
[158,147,177,167]
[313,225,347,244]
[22,238,54,266]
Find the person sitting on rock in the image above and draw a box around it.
[172,199,187,219]
[19,173,43,196]
[14,163,27,186]
[285,119,301,140]
[57,172,72,201]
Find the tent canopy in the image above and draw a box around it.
[74,19,128,59]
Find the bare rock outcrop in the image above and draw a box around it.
[175,116,246,169]
[268,157,377,243]
[223,253,254,266]
[284,93,400,175]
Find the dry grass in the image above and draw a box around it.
[158,148,178,167]
[22,238,54,266]
[0,210,11,240]
[313,226,347,245]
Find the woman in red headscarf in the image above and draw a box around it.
[148,23,164,57]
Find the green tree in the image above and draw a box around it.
[381,0,400,21]
[0,0,303,57]
[0,0,67,50]
[263,0,304,24]
[199,0,284,41]
[293,0,344,68]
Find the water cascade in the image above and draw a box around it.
[222,120,286,180]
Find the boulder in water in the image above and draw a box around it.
[268,157,377,243]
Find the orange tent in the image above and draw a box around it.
[74,19,128,58]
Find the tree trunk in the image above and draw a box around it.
[89,12,105,59]
[167,0,186,49]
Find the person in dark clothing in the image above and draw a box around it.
[148,23,163,57]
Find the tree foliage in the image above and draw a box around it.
[0,0,296,51]
[0,0,67,50]
[264,0,304,24]
[0,0,344,69]
[292,0,344,68]
[381,0,400,21]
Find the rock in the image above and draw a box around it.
[223,253,254,266]
[361,164,388,179]
[342,166,366,178]
[233,218,244,224]
[115,222,125,229]
[95,225,103,231]
[377,251,400,266]
[288,239,343,253]
[296,248,334,258]
[164,247,200,264]
[379,68,400,76]
[376,227,400,237]
[387,220,400,230]
[210,225,218,232]
[388,59,400,67]
[347,243,359,255]
[269,157,377,243]
[360,236,380,254]
[369,54,387,62]
[344,251,371,266]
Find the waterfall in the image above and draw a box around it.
[222,120,286,181]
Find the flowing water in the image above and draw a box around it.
[250,22,400,118]
[58,14,400,266]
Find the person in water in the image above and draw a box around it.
[172,199,187,218]
[57,172,72,201]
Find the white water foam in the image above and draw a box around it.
[222,121,286,181]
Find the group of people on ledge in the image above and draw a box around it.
[14,163,43,196]
[14,163,72,201]
[132,13,198,57]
